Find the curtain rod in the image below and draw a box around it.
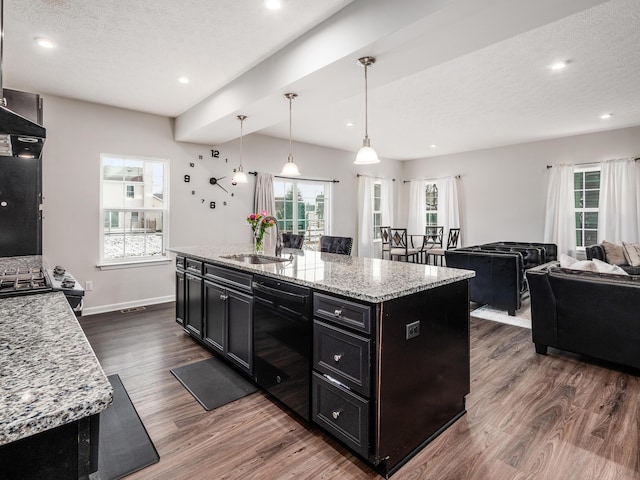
[402,175,461,183]
[356,173,396,182]
[547,157,640,168]
[248,171,339,183]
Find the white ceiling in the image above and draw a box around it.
[3,0,640,160]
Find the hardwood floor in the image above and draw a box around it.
[80,304,640,480]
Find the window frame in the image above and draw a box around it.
[574,165,600,251]
[425,181,438,226]
[99,154,170,267]
[273,178,332,251]
[372,180,382,240]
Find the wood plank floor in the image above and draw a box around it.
[80,304,640,480]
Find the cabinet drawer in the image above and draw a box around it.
[313,293,372,333]
[314,321,370,396]
[176,255,185,270]
[205,264,252,292]
[312,372,369,458]
[185,258,203,275]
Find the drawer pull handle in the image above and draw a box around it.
[332,409,342,420]
[220,294,228,301]
[334,308,342,317]
[333,353,343,362]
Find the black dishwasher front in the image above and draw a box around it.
[253,275,312,421]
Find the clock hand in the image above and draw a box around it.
[217,183,228,193]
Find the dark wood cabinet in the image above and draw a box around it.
[203,265,253,375]
[176,257,185,326]
[185,273,203,337]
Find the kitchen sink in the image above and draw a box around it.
[221,253,292,265]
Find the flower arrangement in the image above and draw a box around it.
[247,210,275,254]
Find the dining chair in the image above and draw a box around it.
[422,225,443,263]
[389,228,421,262]
[320,235,353,255]
[428,228,461,265]
[380,226,391,259]
[281,232,304,249]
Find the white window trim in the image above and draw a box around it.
[574,164,600,252]
[99,153,170,267]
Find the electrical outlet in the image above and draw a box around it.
[406,320,420,340]
[85,280,93,291]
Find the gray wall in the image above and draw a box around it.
[41,94,402,314]
[402,126,640,247]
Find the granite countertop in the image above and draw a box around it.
[0,255,45,272]
[0,292,113,445]
[170,245,475,303]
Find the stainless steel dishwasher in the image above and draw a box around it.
[252,274,312,421]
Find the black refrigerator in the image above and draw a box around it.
[0,88,43,256]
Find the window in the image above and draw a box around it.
[373,181,382,239]
[274,179,330,251]
[425,181,438,225]
[100,154,169,263]
[574,167,600,249]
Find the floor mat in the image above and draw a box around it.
[170,357,259,411]
[99,374,159,480]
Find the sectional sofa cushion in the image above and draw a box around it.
[559,253,629,275]
[622,242,640,267]
[601,240,627,265]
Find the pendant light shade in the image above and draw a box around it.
[232,115,248,184]
[354,56,380,165]
[280,93,301,177]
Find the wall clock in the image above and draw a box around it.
[183,149,237,210]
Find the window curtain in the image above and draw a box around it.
[407,180,426,236]
[436,176,460,246]
[253,172,276,250]
[543,164,576,255]
[357,175,374,258]
[598,158,639,243]
[380,178,394,232]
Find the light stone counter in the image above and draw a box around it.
[170,245,474,303]
[0,292,112,445]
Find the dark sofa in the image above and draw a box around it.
[527,262,640,370]
[445,241,557,315]
[585,243,640,275]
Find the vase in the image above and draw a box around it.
[254,231,265,255]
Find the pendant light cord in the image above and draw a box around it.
[364,62,368,140]
[239,117,243,167]
[288,95,293,159]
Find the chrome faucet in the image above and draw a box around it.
[262,216,283,257]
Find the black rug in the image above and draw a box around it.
[99,374,160,480]
[170,357,259,411]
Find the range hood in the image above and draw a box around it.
[0,0,46,159]
[0,104,46,158]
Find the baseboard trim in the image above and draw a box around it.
[83,295,175,316]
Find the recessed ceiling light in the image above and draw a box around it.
[550,61,568,71]
[264,0,282,10]
[346,122,355,127]
[178,76,190,84]
[430,144,437,148]
[35,37,56,49]
[600,113,613,119]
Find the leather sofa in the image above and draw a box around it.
[445,242,557,315]
[527,262,640,369]
[586,244,640,275]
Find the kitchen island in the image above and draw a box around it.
[171,245,474,477]
[0,292,112,479]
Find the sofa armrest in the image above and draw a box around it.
[526,267,558,352]
[585,244,606,261]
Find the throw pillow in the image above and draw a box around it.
[601,240,628,265]
[592,258,629,275]
[566,259,598,272]
[559,253,578,268]
[622,242,640,267]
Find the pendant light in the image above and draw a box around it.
[280,93,301,176]
[231,115,248,184]
[354,56,380,165]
